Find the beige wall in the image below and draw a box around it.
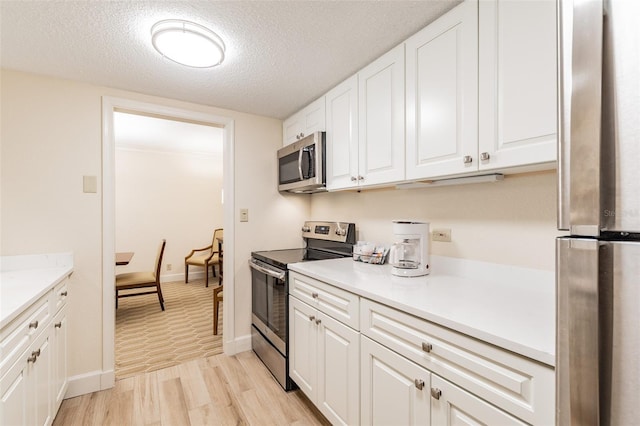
[115,147,223,279]
[0,69,310,383]
[311,171,560,271]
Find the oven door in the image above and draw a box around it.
[249,258,288,355]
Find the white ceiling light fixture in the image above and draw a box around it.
[151,19,225,68]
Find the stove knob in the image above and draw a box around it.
[335,227,347,236]
[302,226,311,233]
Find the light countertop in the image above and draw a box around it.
[289,255,555,367]
[1,253,74,329]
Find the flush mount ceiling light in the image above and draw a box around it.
[151,19,225,68]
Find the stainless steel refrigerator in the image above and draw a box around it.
[557,0,640,424]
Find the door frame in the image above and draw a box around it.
[101,96,235,388]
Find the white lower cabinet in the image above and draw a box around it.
[1,328,52,426]
[289,296,360,426]
[0,276,69,426]
[361,335,430,425]
[289,272,554,425]
[362,336,525,426]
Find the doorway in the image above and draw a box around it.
[113,111,223,378]
[101,97,235,387]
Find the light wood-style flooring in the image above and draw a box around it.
[53,351,329,426]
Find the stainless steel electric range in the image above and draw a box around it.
[249,221,356,390]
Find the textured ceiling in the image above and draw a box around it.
[0,0,460,119]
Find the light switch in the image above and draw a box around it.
[83,175,97,193]
[240,208,249,222]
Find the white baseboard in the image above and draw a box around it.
[65,369,115,398]
[224,334,252,356]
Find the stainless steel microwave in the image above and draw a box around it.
[277,131,326,193]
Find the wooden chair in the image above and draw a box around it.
[185,228,222,288]
[116,239,166,311]
[213,239,223,335]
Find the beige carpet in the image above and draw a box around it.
[115,278,223,379]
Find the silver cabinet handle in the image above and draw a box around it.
[27,349,41,363]
[29,320,39,329]
[60,291,68,297]
[311,292,319,299]
[414,379,425,390]
[463,155,473,164]
[315,319,321,325]
[422,342,433,353]
[55,322,62,328]
[480,152,490,161]
[430,388,442,400]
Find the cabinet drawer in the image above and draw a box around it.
[52,279,69,312]
[360,298,554,425]
[290,272,359,330]
[0,295,50,377]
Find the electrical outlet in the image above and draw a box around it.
[166,263,172,271]
[432,229,452,242]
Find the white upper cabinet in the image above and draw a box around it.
[358,44,406,188]
[478,0,557,170]
[283,96,326,146]
[327,46,405,191]
[326,75,359,191]
[406,0,478,180]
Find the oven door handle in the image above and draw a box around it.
[249,258,286,281]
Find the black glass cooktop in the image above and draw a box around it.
[252,247,347,270]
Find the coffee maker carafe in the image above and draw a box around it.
[389,221,430,277]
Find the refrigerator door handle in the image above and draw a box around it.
[557,0,604,235]
[557,238,601,425]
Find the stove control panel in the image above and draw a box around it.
[302,221,356,244]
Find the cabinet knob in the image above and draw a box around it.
[414,379,425,390]
[315,319,322,325]
[311,292,319,299]
[480,152,490,161]
[29,320,39,329]
[351,176,357,182]
[463,155,473,164]
[60,290,68,297]
[28,349,41,363]
[421,342,433,353]
[55,322,62,328]
[309,315,315,322]
[430,388,442,400]
[357,175,364,181]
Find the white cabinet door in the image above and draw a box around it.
[0,354,28,426]
[358,44,405,187]
[33,332,52,426]
[406,0,478,179]
[316,311,359,426]
[289,297,317,399]
[326,75,359,191]
[478,0,557,170]
[361,336,430,426]
[283,97,326,146]
[431,374,526,426]
[52,308,67,413]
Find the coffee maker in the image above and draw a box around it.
[389,221,430,277]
